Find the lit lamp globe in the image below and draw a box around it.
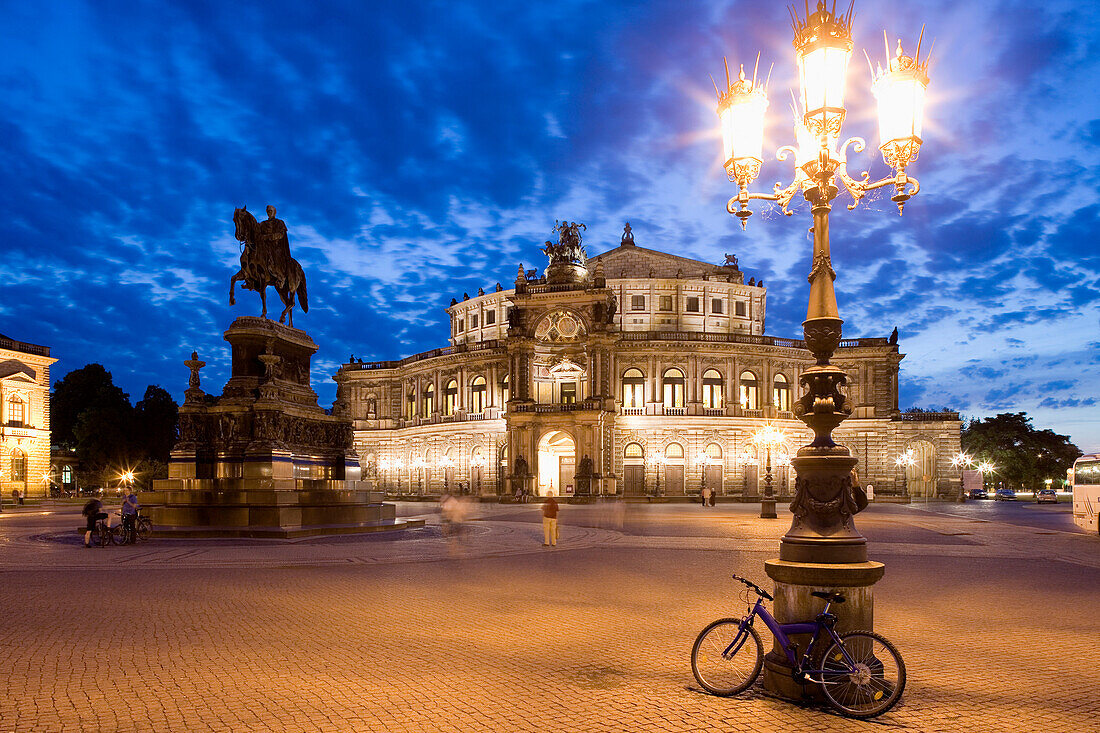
[871,37,930,209]
[793,1,854,143]
[717,62,769,227]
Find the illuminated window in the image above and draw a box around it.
[702,369,724,409]
[739,371,759,410]
[773,373,792,412]
[500,375,509,406]
[663,368,685,408]
[622,368,645,408]
[7,397,25,427]
[443,380,458,416]
[10,450,26,482]
[665,442,684,460]
[470,376,486,413]
[406,392,416,420]
[422,384,435,417]
[706,443,723,460]
[62,465,73,484]
[560,382,577,404]
[625,443,644,459]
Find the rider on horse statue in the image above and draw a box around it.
[230,204,309,327]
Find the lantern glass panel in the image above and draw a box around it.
[720,91,768,164]
[797,46,851,115]
[873,72,926,145]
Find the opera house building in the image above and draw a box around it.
[335,226,960,501]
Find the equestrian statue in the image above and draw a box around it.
[229,205,309,327]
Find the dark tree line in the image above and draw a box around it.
[961,412,1081,490]
[52,364,179,489]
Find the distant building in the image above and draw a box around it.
[0,333,56,498]
[336,227,961,499]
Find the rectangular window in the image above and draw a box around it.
[471,314,478,329]
[631,295,645,311]
[485,310,495,325]
[458,319,464,332]
[711,298,723,314]
[659,295,673,311]
[561,382,577,404]
[735,301,747,316]
[685,297,700,313]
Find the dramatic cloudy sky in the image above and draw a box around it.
[2,0,1098,450]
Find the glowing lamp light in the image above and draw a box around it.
[870,35,930,172]
[793,1,854,138]
[717,62,769,186]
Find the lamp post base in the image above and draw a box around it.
[759,497,778,519]
[762,559,885,702]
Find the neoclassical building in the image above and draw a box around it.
[337,226,960,500]
[0,332,56,498]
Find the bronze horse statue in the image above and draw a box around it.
[229,206,309,327]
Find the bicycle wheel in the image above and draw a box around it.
[136,517,152,542]
[820,630,906,719]
[95,524,112,547]
[691,618,763,696]
[112,524,130,546]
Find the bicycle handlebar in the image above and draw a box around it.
[731,574,774,601]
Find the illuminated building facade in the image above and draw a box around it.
[336,228,960,499]
[0,333,56,498]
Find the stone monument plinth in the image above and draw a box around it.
[142,317,420,538]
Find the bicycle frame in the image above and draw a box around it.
[725,598,857,678]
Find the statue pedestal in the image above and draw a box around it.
[142,318,421,538]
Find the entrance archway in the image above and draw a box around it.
[905,439,936,497]
[537,431,576,496]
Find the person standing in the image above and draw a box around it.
[701,485,711,508]
[542,493,559,547]
[81,498,107,548]
[121,489,141,544]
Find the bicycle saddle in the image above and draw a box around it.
[811,591,846,603]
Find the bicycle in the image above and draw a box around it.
[116,512,152,545]
[691,574,906,719]
[86,518,115,547]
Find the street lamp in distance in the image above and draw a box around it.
[752,425,786,519]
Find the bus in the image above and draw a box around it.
[1070,454,1100,534]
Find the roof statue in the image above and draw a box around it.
[621,222,635,246]
[723,253,739,267]
[229,205,309,327]
[543,220,588,267]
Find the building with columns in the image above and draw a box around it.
[336,226,960,500]
[1,333,56,498]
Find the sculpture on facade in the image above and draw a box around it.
[543,220,588,267]
[621,222,634,245]
[229,205,310,327]
[723,253,739,267]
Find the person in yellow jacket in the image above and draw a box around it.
[542,494,559,547]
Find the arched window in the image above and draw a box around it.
[739,371,759,410]
[662,368,685,408]
[422,383,435,417]
[624,442,645,459]
[443,379,458,416]
[702,369,724,409]
[7,397,25,427]
[622,368,644,408]
[470,376,487,413]
[773,373,792,412]
[501,374,510,406]
[406,392,416,420]
[706,443,723,460]
[62,465,73,484]
[10,450,26,483]
[665,442,684,461]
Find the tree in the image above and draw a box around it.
[962,413,1081,490]
[134,385,179,481]
[51,364,130,450]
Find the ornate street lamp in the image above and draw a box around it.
[752,425,786,519]
[438,455,455,493]
[895,449,916,497]
[652,453,666,497]
[471,454,488,495]
[413,457,427,495]
[950,451,972,502]
[713,0,931,699]
[696,452,709,505]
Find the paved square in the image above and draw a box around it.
[0,501,1097,732]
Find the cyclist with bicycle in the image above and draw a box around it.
[120,489,142,545]
[81,498,107,548]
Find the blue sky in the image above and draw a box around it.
[2,0,1098,451]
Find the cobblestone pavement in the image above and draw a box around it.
[0,502,1097,732]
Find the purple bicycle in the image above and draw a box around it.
[691,574,906,719]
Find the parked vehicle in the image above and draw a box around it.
[994,488,1017,501]
[968,488,988,499]
[1071,455,1100,534]
[1036,488,1058,504]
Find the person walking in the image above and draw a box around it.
[81,498,107,548]
[542,493,559,547]
[120,489,141,544]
